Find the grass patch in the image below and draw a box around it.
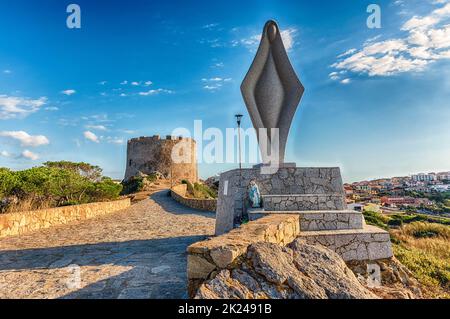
[362,210,390,230]
[181,180,217,199]
[363,209,450,298]
[393,243,450,298]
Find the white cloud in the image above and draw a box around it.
[0,150,12,158]
[144,81,153,86]
[98,81,107,85]
[234,27,298,51]
[0,95,47,120]
[61,89,76,96]
[402,15,440,30]
[332,2,450,77]
[83,131,99,143]
[203,84,222,90]
[45,106,59,111]
[201,77,232,91]
[203,23,219,29]
[85,124,108,131]
[138,88,173,96]
[341,78,351,84]
[0,131,49,147]
[212,62,224,68]
[120,80,128,85]
[120,129,136,134]
[329,72,340,80]
[131,81,140,86]
[107,137,125,145]
[280,28,297,51]
[21,149,39,160]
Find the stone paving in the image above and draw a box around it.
[0,190,215,299]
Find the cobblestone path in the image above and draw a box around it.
[0,191,215,299]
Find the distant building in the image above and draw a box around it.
[411,173,436,182]
[381,196,415,207]
[430,185,450,192]
[354,183,371,192]
[344,185,354,196]
[437,172,450,181]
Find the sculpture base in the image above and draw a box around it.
[214,166,393,262]
[215,166,346,235]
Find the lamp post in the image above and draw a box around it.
[235,114,243,171]
[235,114,244,221]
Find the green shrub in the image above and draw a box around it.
[363,210,390,230]
[121,176,144,195]
[0,161,122,213]
[92,177,122,201]
[181,181,217,199]
[193,183,217,199]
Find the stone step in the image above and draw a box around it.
[262,194,346,211]
[298,224,393,261]
[248,209,364,231]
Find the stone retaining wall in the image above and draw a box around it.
[171,184,217,212]
[0,198,131,238]
[186,214,300,297]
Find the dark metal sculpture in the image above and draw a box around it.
[241,20,304,165]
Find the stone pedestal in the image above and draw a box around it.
[215,167,345,235]
[214,166,393,262]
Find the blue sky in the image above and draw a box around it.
[0,0,449,182]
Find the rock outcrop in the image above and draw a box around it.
[347,258,423,299]
[195,239,378,299]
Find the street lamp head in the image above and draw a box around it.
[235,114,243,126]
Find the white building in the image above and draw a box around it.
[411,173,437,182]
[437,172,450,181]
[430,185,450,192]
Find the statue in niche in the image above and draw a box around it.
[248,180,261,208]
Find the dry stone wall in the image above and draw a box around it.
[171,184,217,212]
[0,199,130,238]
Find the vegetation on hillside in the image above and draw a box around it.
[121,173,159,195]
[0,161,122,214]
[363,210,450,298]
[406,190,450,214]
[181,180,217,199]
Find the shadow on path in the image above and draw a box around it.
[0,235,208,299]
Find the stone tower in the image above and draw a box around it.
[124,135,198,183]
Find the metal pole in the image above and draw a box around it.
[238,122,242,171]
[235,114,244,221]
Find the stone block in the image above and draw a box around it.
[187,255,216,279]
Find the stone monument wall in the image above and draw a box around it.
[215,167,346,235]
[124,135,198,183]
